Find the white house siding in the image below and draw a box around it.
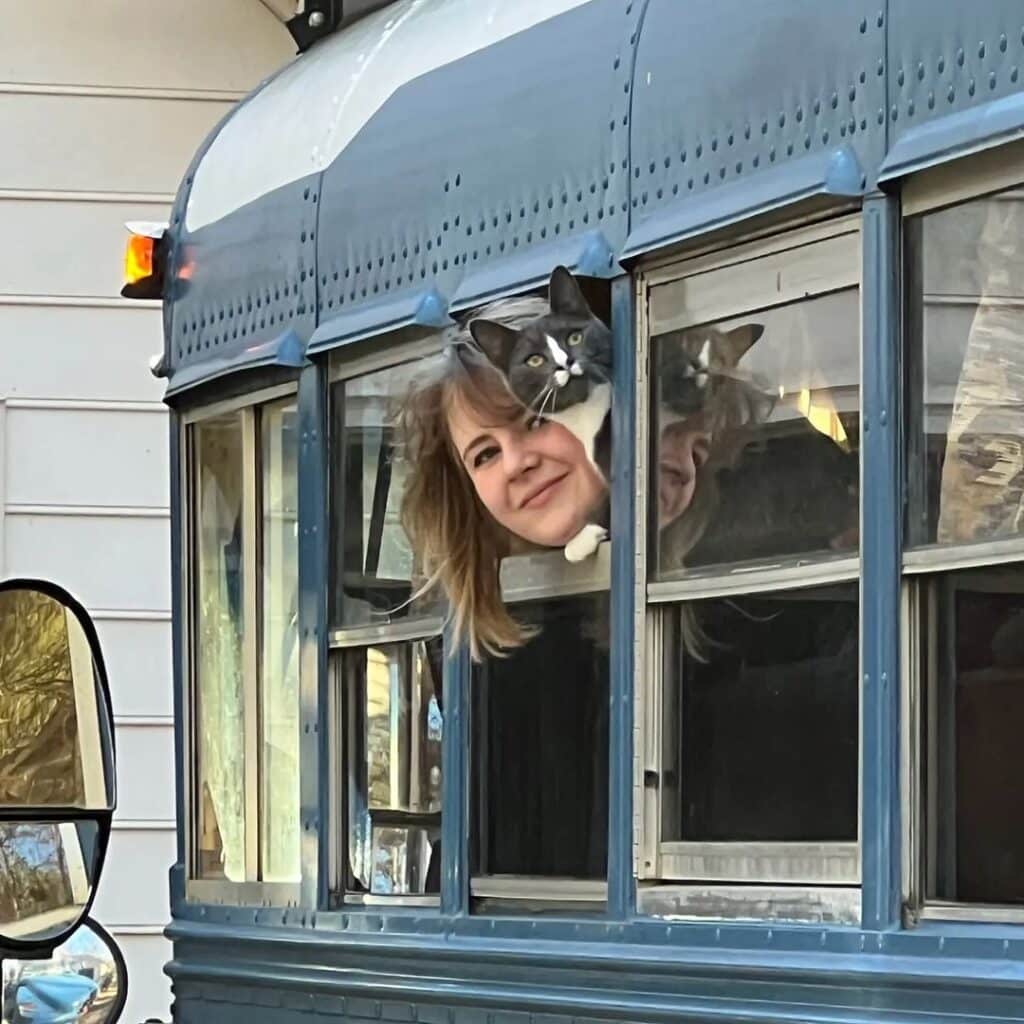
[0,4,293,1021]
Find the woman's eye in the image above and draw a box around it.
[473,446,499,468]
[567,331,583,347]
[525,354,545,368]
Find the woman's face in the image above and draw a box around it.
[658,419,711,527]
[447,396,607,548]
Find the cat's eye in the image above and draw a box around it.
[567,331,584,347]
[525,354,545,368]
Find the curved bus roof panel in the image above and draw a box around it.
[162,0,1024,396]
[164,0,635,395]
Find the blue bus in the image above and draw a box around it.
[136,2,1024,1021]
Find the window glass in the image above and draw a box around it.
[472,592,608,882]
[922,568,1024,904]
[652,289,860,577]
[331,364,444,629]
[907,189,1024,547]
[661,584,858,844]
[260,401,300,883]
[344,639,443,895]
[194,412,246,881]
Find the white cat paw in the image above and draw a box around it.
[564,524,608,563]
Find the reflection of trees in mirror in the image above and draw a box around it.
[0,591,84,806]
[0,822,96,943]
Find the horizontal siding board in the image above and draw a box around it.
[97,617,173,718]
[0,305,164,401]
[4,512,169,611]
[114,722,176,822]
[5,406,168,508]
[2,0,290,94]
[0,93,234,193]
[0,197,172,298]
[112,931,172,1024]
[92,827,175,926]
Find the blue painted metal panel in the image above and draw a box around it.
[860,193,903,932]
[314,0,636,332]
[440,633,471,917]
[297,364,330,908]
[164,177,321,396]
[881,2,1024,178]
[625,0,883,255]
[607,274,636,920]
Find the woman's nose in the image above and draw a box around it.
[502,434,541,477]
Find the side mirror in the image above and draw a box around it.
[3,917,126,1024]
[0,581,116,949]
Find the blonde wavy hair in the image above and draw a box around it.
[396,297,549,661]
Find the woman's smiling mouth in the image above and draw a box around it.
[520,473,569,509]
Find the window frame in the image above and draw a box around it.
[182,383,301,907]
[635,216,864,921]
[900,144,1024,926]
[327,341,448,908]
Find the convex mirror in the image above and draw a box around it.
[0,581,115,948]
[2,917,126,1024]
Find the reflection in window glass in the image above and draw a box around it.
[472,593,608,881]
[923,569,1024,904]
[331,363,444,629]
[260,401,300,883]
[194,412,246,881]
[652,290,860,576]
[344,640,443,895]
[907,190,1024,547]
[661,585,858,844]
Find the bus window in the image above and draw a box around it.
[640,221,861,917]
[471,580,609,910]
[904,180,1024,912]
[190,397,300,889]
[329,358,445,904]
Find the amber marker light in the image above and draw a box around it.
[124,233,154,285]
[121,220,168,299]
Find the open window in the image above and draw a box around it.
[638,218,862,923]
[902,149,1024,922]
[470,550,610,913]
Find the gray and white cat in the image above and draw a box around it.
[657,322,764,423]
[470,266,612,562]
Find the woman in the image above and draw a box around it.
[398,297,608,661]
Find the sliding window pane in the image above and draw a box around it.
[331,363,445,629]
[652,290,860,576]
[344,640,443,895]
[661,584,858,844]
[193,413,246,881]
[923,568,1024,904]
[260,401,300,883]
[906,190,1024,547]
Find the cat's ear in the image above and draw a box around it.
[548,265,591,319]
[469,318,520,372]
[722,323,764,364]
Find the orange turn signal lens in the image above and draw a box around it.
[124,234,154,285]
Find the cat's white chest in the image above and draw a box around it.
[549,383,611,467]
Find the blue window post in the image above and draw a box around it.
[860,193,903,931]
